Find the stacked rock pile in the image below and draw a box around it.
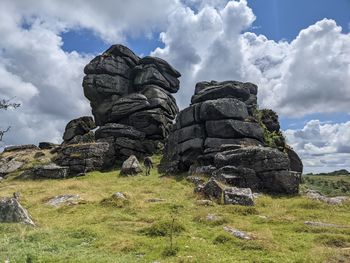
[160,80,302,194]
[83,45,180,161]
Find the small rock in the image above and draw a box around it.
[306,189,348,205]
[224,187,254,206]
[194,184,205,193]
[120,155,142,176]
[39,142,58,150]
[195,199,214,206]
[0,177,3,182]
[46,194,81,207]
[223,226,251,240]
[206,214,219,222]
[304,221,349,228]
[112,192,127,200]
[0,197,35,226]
[202,177,225,200]
[100,192,129,207]
[188,165,216,176]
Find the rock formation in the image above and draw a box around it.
[83,44,180,161]
[54,44,181,175]
[160,80,303,194]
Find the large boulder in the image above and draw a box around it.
[54,142,110,175]
[285,147,303,173]
[0,197,35,226]
[33,163,69,179]
[160,79,302,195]
[120,155,142,176]
[81,44,181,165]
[63,116,96,143]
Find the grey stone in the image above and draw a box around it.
[95,123,145,140]
[213,166,260,191]
[84,55,132,77]
[215,147,290,172]
[63,116,96,142]
[223,226,251,240]
[139,56,181,78]
[306,189,348,205]
[188,165,216,176]
[286,147,303,173]
[191,81,250,104]
[175,124,204,143]
[223,187,254,206]
[195,199,214,206]
[38,142,57,150]
[120,155,142,176]
[205,119,264,142]
[111,93,150,120]
[54,142,110,175]
[204,137,262,149]
[199,98,248,121]
[202,177,226,200]
[0,159,24,176]
[33,163,69,179]
[258,170,300,194]
[0,197,35,226]
[104,44,140,65]
[46,194,81,207]
[4,144,38,152]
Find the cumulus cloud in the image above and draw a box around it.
[285,120,350,173]
[3,0,182,43]
[152,1,350,117]
[0,0,183,146]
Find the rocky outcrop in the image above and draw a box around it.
[160,80,302,195]
[54,142,110,175]
[33,163,69,179]
[62,116,96,144]
[0,197,35,226]
[82,45,180,162]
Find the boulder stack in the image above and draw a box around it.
[83,45,180,161]
[62,116,96,145]
[160,80,302,194]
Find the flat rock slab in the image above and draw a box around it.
[34,163,69,179]
[0,198,35,226]
[4,144,39,152]
[224,187,254,206]
[46,194,81,207]
[223,226,251,240]
[306,190,348,205]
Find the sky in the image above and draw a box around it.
[0,0,349,173]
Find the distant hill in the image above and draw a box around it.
[305,169,350,176]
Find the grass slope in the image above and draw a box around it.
[1,158,350,262]
[303,175,350,197]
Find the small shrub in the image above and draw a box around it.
[213,234,233,244]
[315,234,350,248]
[139,220,185,237]
[230,206,259,216]
[162,246,179,257]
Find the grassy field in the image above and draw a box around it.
[303,175,350,197]
[1,158,350,262]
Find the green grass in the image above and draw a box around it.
[1,158,350,262]
[303,175,350,196]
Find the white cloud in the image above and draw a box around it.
[152,1,350,117]
[285,120,350,173]
[3,0,182,43]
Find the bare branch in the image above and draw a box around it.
[0,126,10,141]
[0,98,21,110]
